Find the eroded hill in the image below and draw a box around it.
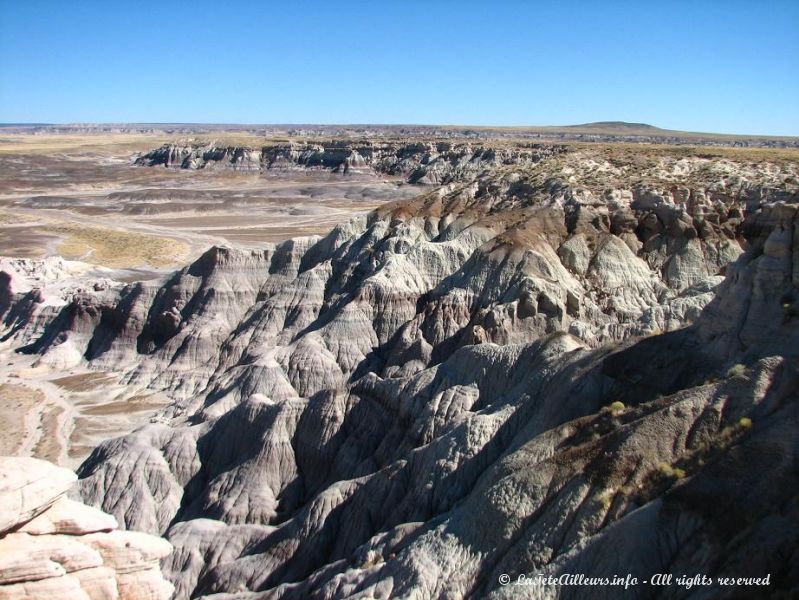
[2,142,798,599]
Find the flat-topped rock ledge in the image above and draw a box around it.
[0,456,173,600]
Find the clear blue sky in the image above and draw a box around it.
[1,0,797,135]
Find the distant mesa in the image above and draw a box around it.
[566,121,660,130]
[552,121,668,135]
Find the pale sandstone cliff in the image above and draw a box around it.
[0,456,173,599]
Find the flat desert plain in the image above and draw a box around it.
[0,133,420,271]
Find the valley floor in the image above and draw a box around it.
[0,132,421,466]
[0,133,419,271]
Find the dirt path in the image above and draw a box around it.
[0,343,171,468]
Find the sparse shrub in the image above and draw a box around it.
[783,302,797,319]
[360,555,384,569]
[656,462,685,479]
[739,417,753,429]
[656,462,674,477]
[726,363,747,378]
[609,401,625,414]
[598,488,615,511]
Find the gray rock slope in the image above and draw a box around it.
[3,145,798,598]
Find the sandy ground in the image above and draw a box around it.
[0,340,174,467]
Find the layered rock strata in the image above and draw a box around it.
[135,140,566,184]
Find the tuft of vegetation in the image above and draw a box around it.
[783,302,798,320]
[656,462,686,479]
[359,555,385,569]
[598,488,614,511]
[726,363,747,378]
[599,400,626,419]
[608,401,626,414]
[739,417,753,429]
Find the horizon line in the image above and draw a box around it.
[1,121,798,140]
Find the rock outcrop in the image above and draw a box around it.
[135,140,567,184]
[0,257,123,352]
[3,143,798,598]
[0,456,174,599]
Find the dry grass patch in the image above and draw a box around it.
[0,210,38,225]
[51,223,189,268]
[51,372,119,392]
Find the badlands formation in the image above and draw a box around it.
[1,137,798,598]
